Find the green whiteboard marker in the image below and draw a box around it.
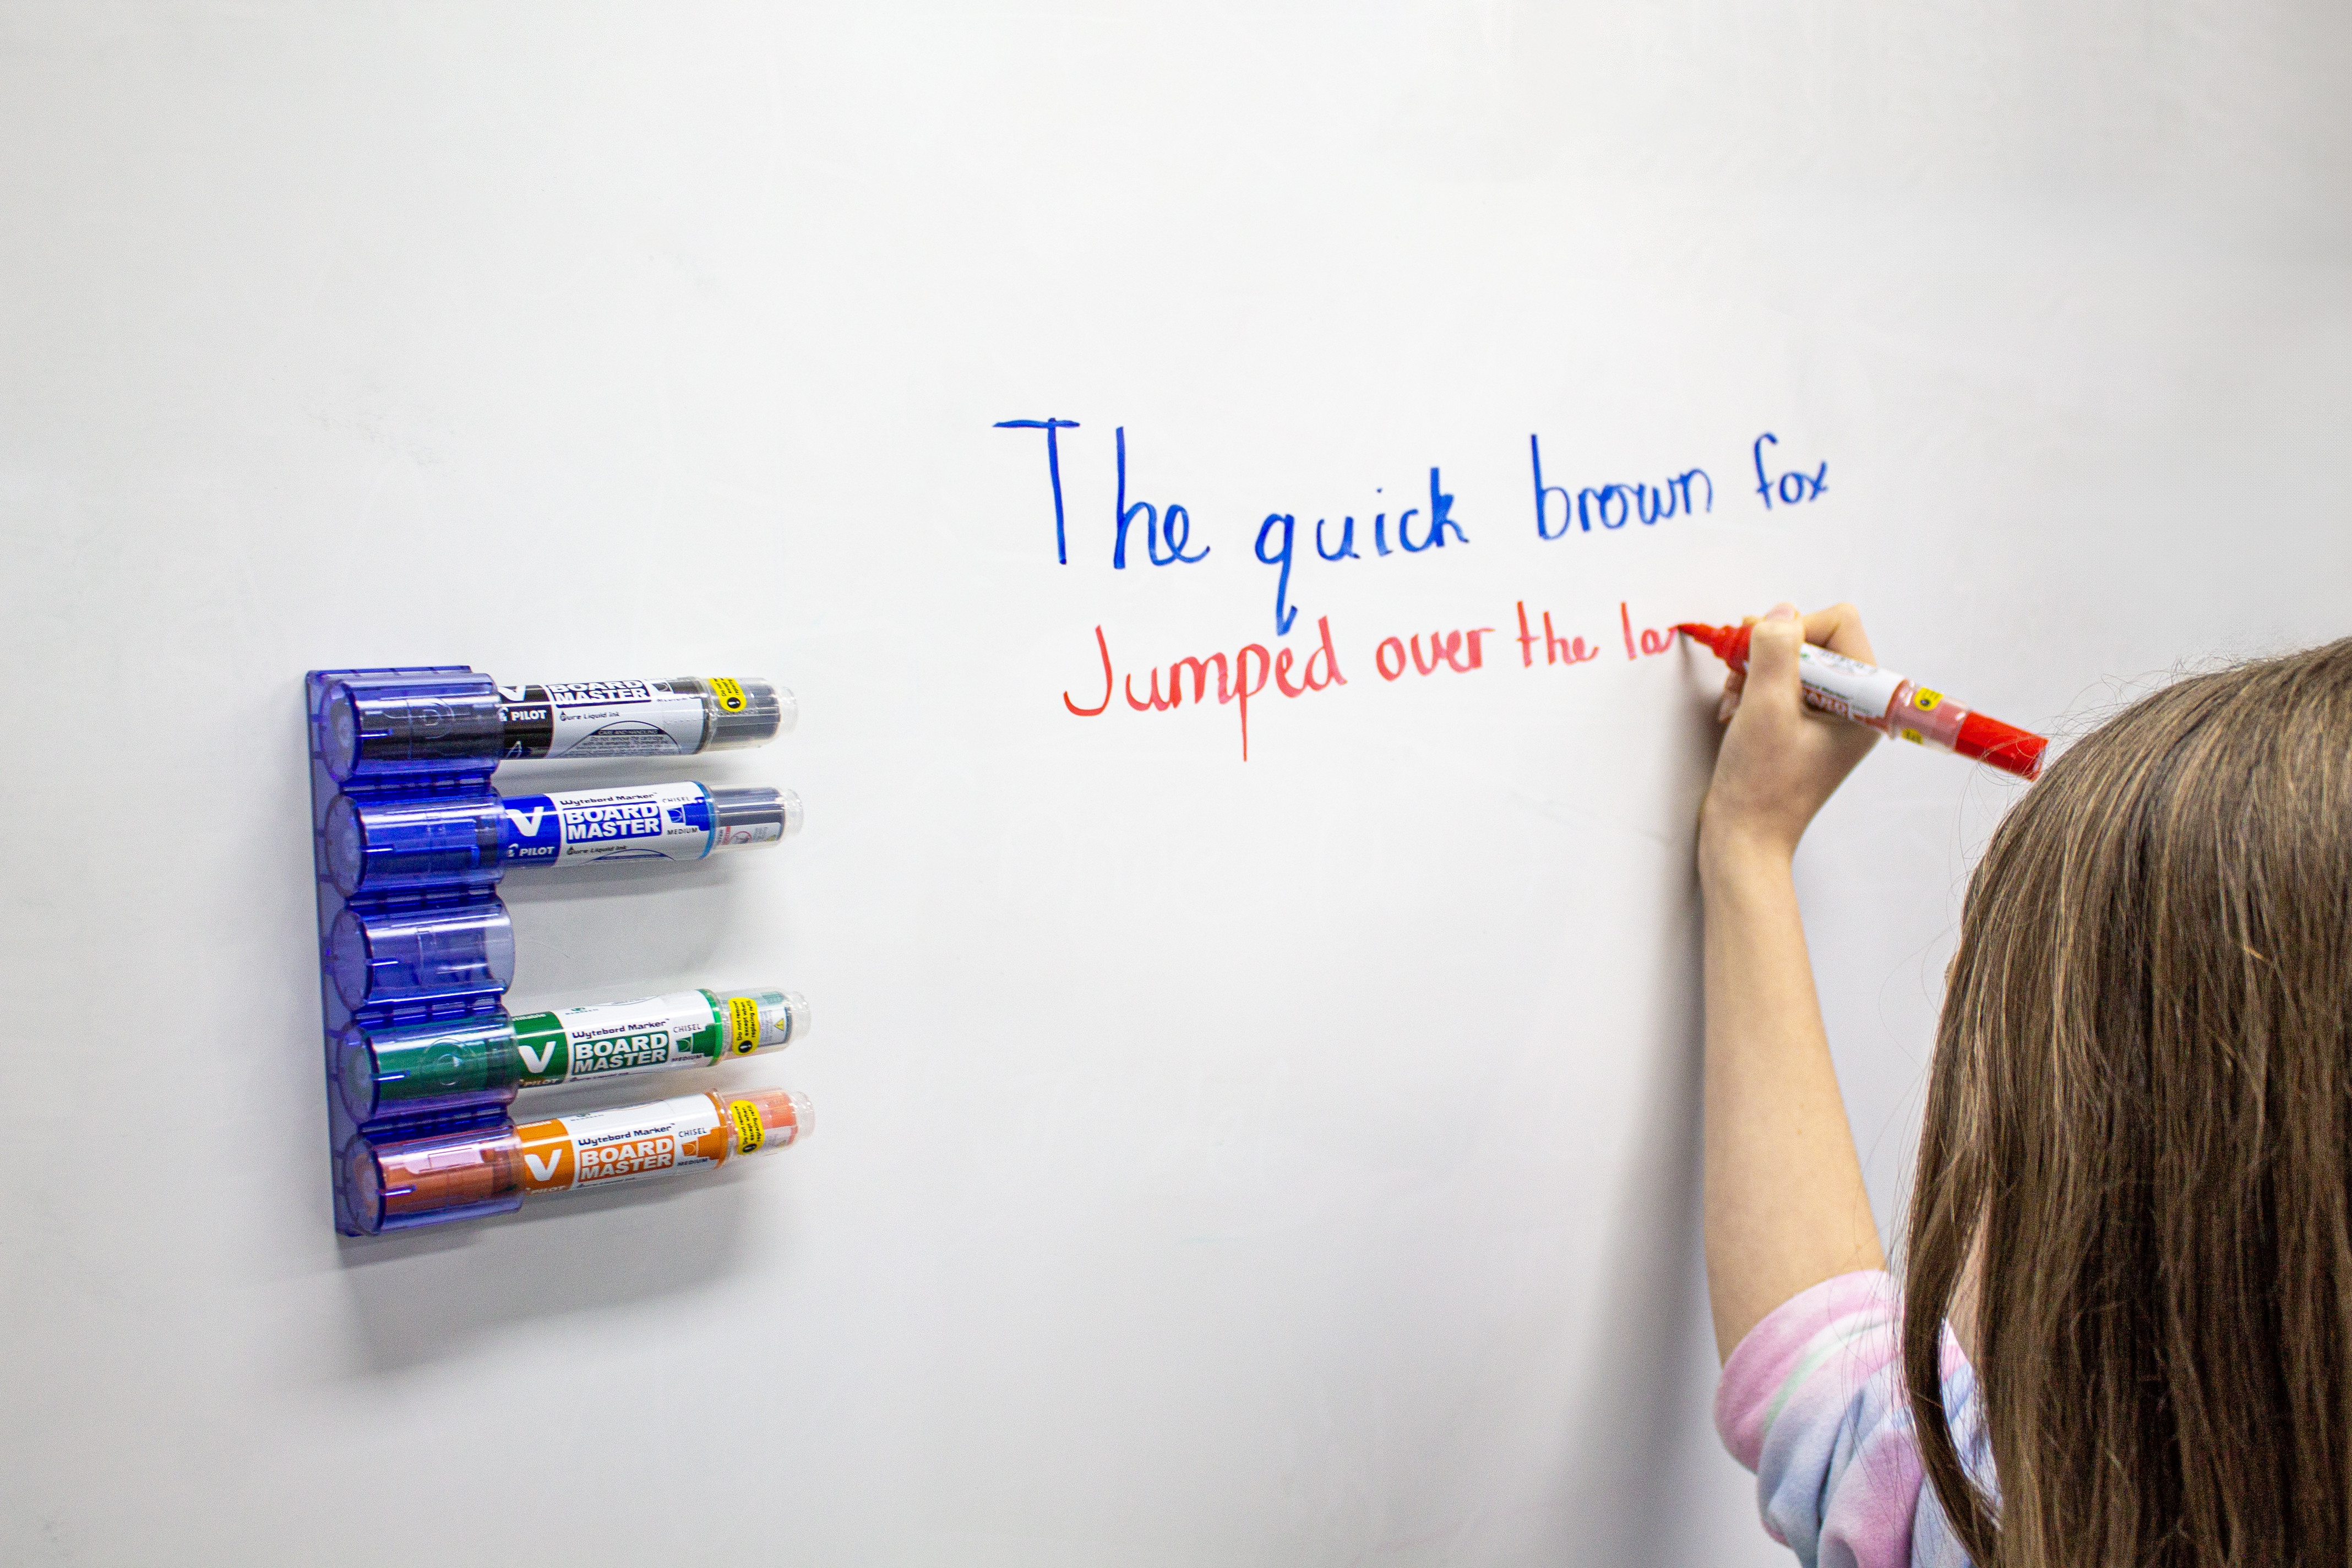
[336,987,812,1123]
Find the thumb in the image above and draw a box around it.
[1744,603,1805,712]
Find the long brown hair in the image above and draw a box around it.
[1905,639,2352,1566]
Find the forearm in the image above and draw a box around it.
[1700,837,1885,1362]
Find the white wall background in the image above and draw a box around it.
[1,3,2344,1564]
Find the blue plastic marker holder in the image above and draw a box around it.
[308,668,519,1235]
[310,667,804,1235]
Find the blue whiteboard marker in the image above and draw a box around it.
[497,781,799,866]
[325,782,801,896]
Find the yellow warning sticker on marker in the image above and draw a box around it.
[1912,688,1944,712]
[710,677,748,712]
[727,995,760,1054]
[729,1099,766,1155]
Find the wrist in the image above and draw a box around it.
[1698,822,1796,893]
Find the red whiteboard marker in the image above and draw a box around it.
[1676,622,2048,781]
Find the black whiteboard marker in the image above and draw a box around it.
[325,674,795,778]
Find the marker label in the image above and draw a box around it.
[496,679,706,759]
[514,1092,728,1193]
[500,782,715,865]
[511,990,726,1088]
[1795,645,1905,724]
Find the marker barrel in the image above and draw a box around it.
[326,782,802,895]
[323,676,796,781]
[493,678,796,761]
[345,1087,814,1233]
[335,987,813,1124]
[1675,622,2047,781]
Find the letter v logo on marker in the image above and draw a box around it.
[497,684,527,701]
[504,806,549,835]
[516,1038,558,1075]
[524,1149,565,1183]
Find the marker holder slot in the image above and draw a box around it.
[309,667,520,1235]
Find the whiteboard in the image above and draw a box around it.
[2,4,2344,1563]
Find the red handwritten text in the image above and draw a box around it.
[1064,616,1347,760]
[1063,598,1688,760]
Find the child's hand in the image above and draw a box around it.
[1698,602,1882,869]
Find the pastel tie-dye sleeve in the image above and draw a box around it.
[1714,1270,1985,1568]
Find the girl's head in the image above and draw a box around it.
[1907,639,2352,1567]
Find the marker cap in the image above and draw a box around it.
[725,1087,814,1153]
[710,786,802,851]
[1954,710,2048,781]
[710,988,812,1049]
[698,678,797,750]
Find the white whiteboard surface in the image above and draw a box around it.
[1,4,2344,1563]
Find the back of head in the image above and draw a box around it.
[1905,638,2352,1568]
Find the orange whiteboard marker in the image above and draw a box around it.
[346,1087,812,1233]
